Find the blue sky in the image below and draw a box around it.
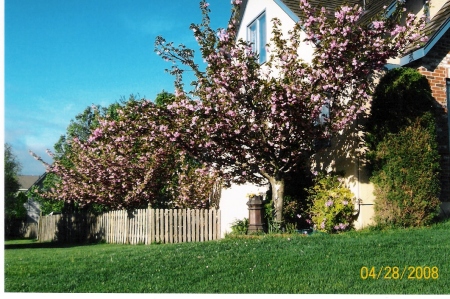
[4,0,232,175]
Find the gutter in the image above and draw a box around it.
[273,0,300,23]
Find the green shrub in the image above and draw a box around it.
[262,195,308,233]
[365,68,441,228]
[371,113,441,227]
[229,218,249,235]
[306,173,357,233]
[262,200,280,233]
[5,192,28,221]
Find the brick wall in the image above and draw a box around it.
[408,29,450,202]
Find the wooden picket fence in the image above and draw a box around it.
[37,208,221,244]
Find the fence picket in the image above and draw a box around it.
[132,210,136,245]
[217,209,220,240]
[173,210,178,243]
[186,209,191,242]
[169,209,173,244]
[196,209,200,242]
[151,208,155,244]
[178,210,182,243]
[164,210,168,243]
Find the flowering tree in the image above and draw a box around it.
[29,101,124,213]
[31,99,220,210]
[155,0,427,224]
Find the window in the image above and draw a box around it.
[247,12,267,64]
[317,102,330,126]
[314,102,331,149]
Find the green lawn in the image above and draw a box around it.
[4,220,450,293]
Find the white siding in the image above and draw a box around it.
[237,0,315,64]
[220,182,269,237]
[429,0,447,20]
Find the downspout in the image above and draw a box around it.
[355,115,361,217]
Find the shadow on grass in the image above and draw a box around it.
[4,239,104,250]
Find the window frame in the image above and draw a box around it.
[314,101,332,149]
[247,11,267,64]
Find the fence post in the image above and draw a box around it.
[182,209,187,243]
[173,209,178,243]
[148,208,154,244]
[37,211,42,241]
[163,209,167,243]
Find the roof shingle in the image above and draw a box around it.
[279,0,450,41]
[279,0,394,23]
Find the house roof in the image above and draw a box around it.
[235,0,393,34]
[278,0,394,24]
[17,174,47,191]
[400,1,450,65]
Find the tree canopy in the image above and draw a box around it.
[4,143,27,221]
[30,94,220,211]
[155,0,427,223]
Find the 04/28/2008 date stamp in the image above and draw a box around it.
[360,266,439,280]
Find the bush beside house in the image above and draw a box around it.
[371,113,441,227]
[366,68,442,227]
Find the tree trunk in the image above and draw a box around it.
[268,176,285,225]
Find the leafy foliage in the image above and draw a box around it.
[5,192,28,221]
[29,99,126,214]
[263,165,314,231]
[366,67,435,159]
[229,217,249,235]
[4,143,27,221]
[371,113,441,227]
[27,174,65,215]
[365,68,441,228]
[155,90,176,108]
[155,0,427,223]
[306,173,357,233]
[4,143,22,198]
[263,195,308,233]
[31,97,220,210]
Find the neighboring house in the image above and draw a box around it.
[17,174,45,237]
[219,0,450,232]
[17,175,41,193]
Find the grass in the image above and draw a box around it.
[4,220,450,293]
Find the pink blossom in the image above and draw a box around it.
[372,21,384,29]
[218,29,229,42]
[149,0,428,222]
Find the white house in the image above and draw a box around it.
[220,0,450,235]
